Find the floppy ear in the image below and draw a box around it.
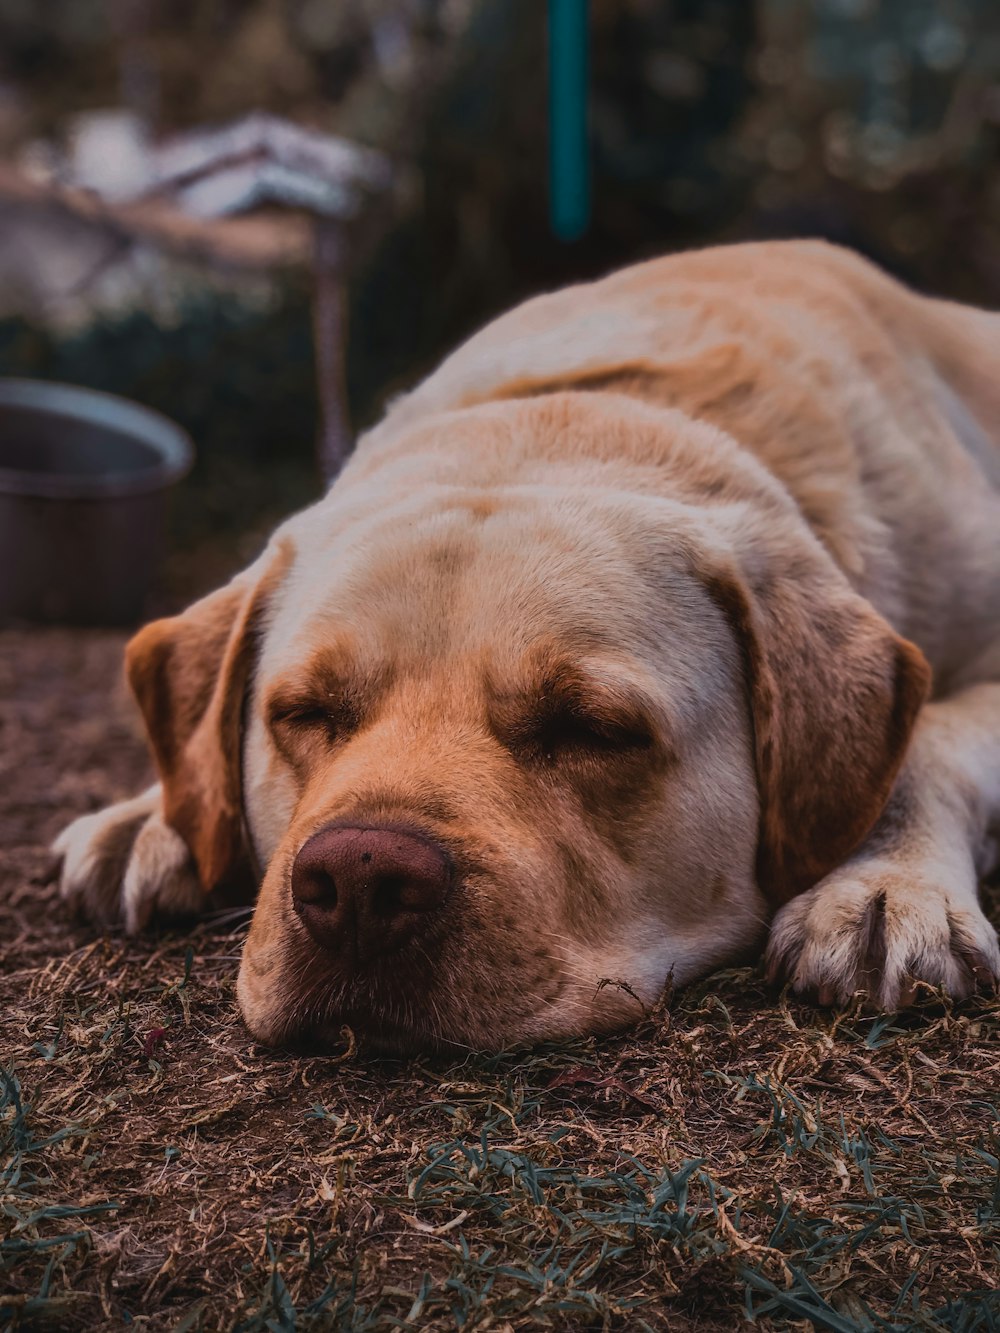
[705,560,931,906]
[125,544,291,892]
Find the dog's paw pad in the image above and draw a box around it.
[53,801,150,925]
[122,814,202,933]
[765,861,1000,1010]
[52,790,200,933]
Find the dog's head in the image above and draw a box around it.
[125,397,929,1052]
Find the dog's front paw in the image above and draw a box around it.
[52,787,202,933]
[765,857,1000,1010]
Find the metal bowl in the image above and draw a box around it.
[0,378,194,625]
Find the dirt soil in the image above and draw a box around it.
[2,625,999,1332]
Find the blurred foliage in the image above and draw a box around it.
[0,0,475,146]
[740,0,1000,298]
[1,0,999,484]
[349,0,761,416]
[0,290,316,467]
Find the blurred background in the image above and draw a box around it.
[1,0,999,610]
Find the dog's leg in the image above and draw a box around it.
[766,681,1000,1007]
[53,784,204,933]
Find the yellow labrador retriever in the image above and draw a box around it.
[53,240,1000,1052]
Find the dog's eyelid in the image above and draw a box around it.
[550,663,663,729]
[544,695,658,751]
[498,684,669,761]
[276,703,330,726]
[265,689,355,733]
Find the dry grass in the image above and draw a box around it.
[2,627,999,1332]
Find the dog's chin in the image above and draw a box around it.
[240,977,569,1056]
[238,938,655,1056]
[324,1019,473,1058]
[243,986,642,1057]
[251,1012,497,1058]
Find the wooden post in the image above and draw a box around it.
[113,0,160,127]
[312,219,353,483]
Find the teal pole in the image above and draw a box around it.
[548,0,590,241]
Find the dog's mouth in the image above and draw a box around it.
[239,937,669,1055]
[260,966,649,1056]
[294,1012,480,1057]
[263,997,523,1057]
[241,925,575,1055]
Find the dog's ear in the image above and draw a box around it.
[705,559,931,906]
[125,544,291,892]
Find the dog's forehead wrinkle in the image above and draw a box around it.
[266,480,729,676]
[283,546,700,677]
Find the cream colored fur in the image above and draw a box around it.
[54,241,1000,1051]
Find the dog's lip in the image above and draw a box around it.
[267,966,569,1055]
[272,977,494,1053]
[294,1014,448,1056]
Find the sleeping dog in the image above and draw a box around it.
[54,241,1000,1052]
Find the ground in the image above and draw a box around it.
[2,625,999,1332]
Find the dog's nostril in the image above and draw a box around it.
[372,875,402,918]
[371,873,437,917]
[292,867,337,907]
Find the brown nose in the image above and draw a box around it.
[290,823,453,964]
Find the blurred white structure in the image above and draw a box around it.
[150,113,391,219]
[0,112,393,478]
[67,109,154,201]
[134,114,393,479]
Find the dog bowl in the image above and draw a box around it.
[0,378,194,625]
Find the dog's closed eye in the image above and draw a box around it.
[528,698,655,763]
[267,693,361,757]
[491,657,665,768]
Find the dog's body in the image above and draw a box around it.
[55,241,1000,1051]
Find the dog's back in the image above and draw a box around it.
[360,239,1000,688]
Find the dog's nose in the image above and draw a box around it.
[290,824,453,963]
